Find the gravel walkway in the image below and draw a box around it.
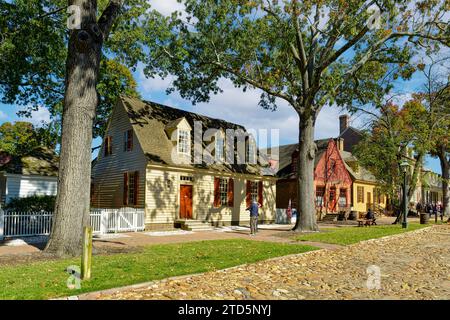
[92,225,450,300]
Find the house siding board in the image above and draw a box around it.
[91,101,147,209]
[3,174,57,203]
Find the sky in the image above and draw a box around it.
[0,0,444,174]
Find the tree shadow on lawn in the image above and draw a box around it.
[0,241,143,267]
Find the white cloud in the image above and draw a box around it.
[137,75,352,147]
[20,107,51,126]
[148,0,185,16]
[0,110,7,120]
[138,66,176,93]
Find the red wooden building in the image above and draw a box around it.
[274,138,352,217]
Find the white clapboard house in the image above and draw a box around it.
[91,96,277,230]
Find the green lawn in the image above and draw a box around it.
[294,223,429,245]
[0,239,317,300]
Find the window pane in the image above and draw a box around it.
[250,181,258,202]
[316,187,325,206]
[220,178,228,206]
[128,172,135,205]
[178,130,190,154]
[339,189,346,206]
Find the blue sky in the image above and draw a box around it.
[0,0,443,174]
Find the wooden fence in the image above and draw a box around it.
[0,208,145,240]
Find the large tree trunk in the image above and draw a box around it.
[293,115,319,232]
[437,145,450,218]
[45,0,120,257]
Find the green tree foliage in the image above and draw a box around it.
[0,121,58,155]
[143,0,449,231]
[5,195,56,212]
[0,0,141,140]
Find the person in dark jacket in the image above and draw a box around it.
[246,200,262,235]
[416,202,423,214]
[365,208,374,220]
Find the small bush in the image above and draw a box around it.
[4,195,56,212]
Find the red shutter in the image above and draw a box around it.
[134,171,139,205]
[227,178,234,207]
[214,177,220,207]
[246,180,251,207]
[258,181,263,206]
[123,172,129,205]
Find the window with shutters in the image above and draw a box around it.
[316,187,325,207]
[123,129,133,152]
[104,136,112,156]
[214,177,233,207]
[357,186,364,203]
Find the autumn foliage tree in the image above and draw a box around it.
[354,99,432,212]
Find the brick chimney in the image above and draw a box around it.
[339,115,349,134]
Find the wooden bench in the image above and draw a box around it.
[357,218,377,227]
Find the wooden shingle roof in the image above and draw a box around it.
[0,147,59,176]
[120,96,273,176]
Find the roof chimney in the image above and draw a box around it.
[339,115,349,134]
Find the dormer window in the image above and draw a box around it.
[165,117,192,158]
[247,136,257,164]
[178,130,190,154]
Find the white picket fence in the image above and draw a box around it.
[0,208,145,240]
[90,208,145,235]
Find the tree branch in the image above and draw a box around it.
[98,0,124,40]
[211,61,296,107]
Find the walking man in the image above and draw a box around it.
[247,200,262,236]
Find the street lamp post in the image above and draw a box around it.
[400,161,409,229]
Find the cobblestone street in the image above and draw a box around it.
[92,225,450,300]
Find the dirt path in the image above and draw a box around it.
[92,225,450,300]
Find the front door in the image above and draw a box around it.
[329,187,337,212]
[180,185,193,219]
